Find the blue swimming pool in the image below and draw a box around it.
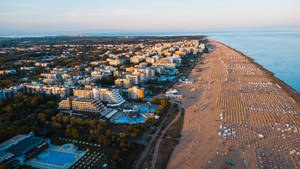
[36,150,76,167]
[115,115,146,124]
[130,116,146,123]
[62,144,71,150]
[115,116,130,123]
[136,105,159,112]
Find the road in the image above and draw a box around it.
[150,103,183,169]
[134,103,175,169]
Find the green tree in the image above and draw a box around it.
[120,141,126,148]
[106,129,111,137]
[70,117,77,125]
[37,112,46,121]
[103,138,111,146]
[46,101,56,107]
[89,120,96,128]
[119,132,126,139]
[152,97,160,104]
[65,126,72,136]
[98,135,106,144]
[62,116,70,123]
[0,163,12,169]
[147,117,158,124]
[160,99,168,108]
[71,128,80,138]
[155,108,163,116]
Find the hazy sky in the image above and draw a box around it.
[1,0,300,35]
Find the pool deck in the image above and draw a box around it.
[25,144,86,169]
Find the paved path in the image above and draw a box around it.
[150,103,183,169]
[134,103,174,169]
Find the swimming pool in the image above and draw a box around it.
[114,116,130,123]
[135,105,159,112]
[62,144,71,150]
[25,145,85,169]
[36,150,76,166]
[115,115,146,124]
[130,116,146,123]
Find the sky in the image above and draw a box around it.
[0,0,300,36]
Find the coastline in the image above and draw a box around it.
[167,39,300,169]
[215,40,300,104]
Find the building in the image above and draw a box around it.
[0,90,14,100]
[73,89,93,99]
[108,58,124,66]
[41,73,58,80]
[0,69,16,75]
[128,86,144,99]
[130,55,145,64]
[20,67,36,71]
[0,85,25,100]
[92,88,126,107]
[115,79,131,88]
[59,97,111,114]
[0,132,49,168]
[34,63,49,67]
[153,59,176,69]
[125,74,139,85]
[23,84,71,98]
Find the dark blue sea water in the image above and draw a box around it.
[207,31,300,92]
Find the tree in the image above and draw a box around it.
[103,138,111,146]
[119,132,126,139]
[94,128,102,136]
[30,95,43,107]
[112,152,120,161]
[51,116,57,121]
[122,147,128,152]
[130,133,137,137]
[37,112,46,121]
[62,116,70,123]
[155,108,163,116]
[152,97,160,104]
[65,126,72,136]
[147,117,158,124]
[100,121,107,126]
[70,117,77,125]
[72,128,80,138]
[89,120,96,129]
[39,104,48,110]
[43,109,53,117]
[76,118,84,125]
[106,129,111,137]
[120,141,126,148]
[127,125,141,135]
[98,135,106,144]
[0,163,12,169]
[160,99,168,108]
[46,101,56,107]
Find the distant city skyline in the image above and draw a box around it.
[1,0,300,36]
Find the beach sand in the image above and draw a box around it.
[167,40,300,169]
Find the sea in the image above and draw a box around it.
[206,31,300,92]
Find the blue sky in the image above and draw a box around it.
[0,0,300,35]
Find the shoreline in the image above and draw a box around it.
[215,40,300,104]
[167,39,300,169]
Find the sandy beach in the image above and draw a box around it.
[167,40,300,169]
